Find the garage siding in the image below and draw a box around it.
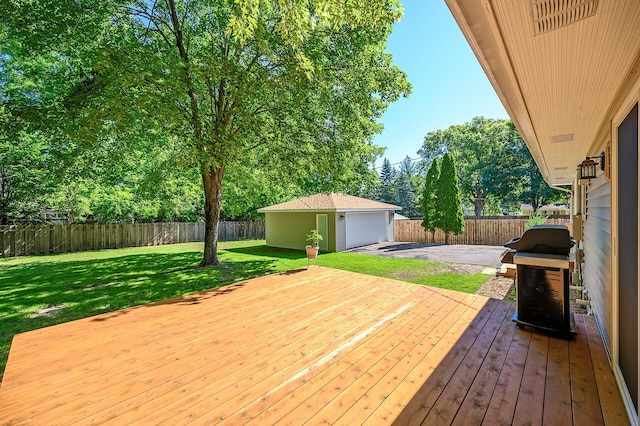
[265,212,336,252]
[346,212,389,249]
[265,212,316,251]
[336,214,347,252]
[326,212,336,252]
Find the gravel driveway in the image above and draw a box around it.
[347,242,505,267]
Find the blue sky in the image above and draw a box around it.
[373,1,509,168]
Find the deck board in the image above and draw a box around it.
[0,266,629,425]
[570,314,606,425]
[543,335,572,426]
[513,331,549,426]
[422,299,511,425]
[450,303,517,426]
[482,320,531,426]
[584,315,630,425]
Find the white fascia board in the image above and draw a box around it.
[336,208,402,213]
[256,209,336,213]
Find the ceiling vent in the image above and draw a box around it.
[531,0,598,35]
[551,133,574,143]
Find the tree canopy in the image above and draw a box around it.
[395,156,421,217]
[370,156,422,217]
[4,0,410,265]
[419,117,567,216]
[0,106,52,224]
[510,141,568,212]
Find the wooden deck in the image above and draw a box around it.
[0,266,628,425]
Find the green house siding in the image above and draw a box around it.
[264,212,336,252]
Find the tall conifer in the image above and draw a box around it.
[421,159,440,242]
[378,158,396,204]
[436,153,464,244]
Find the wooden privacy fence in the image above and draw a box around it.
[0,221,265,258]
[394,217,570,247]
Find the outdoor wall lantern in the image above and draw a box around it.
[578,152,605,182]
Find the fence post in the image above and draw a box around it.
[0,227,9,257]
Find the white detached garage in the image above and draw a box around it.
[257,193,401,252]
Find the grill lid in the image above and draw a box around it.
[504,224,574,255]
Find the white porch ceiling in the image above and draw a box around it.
[446,0,640,185]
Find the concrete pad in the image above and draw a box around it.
[347,242,505,267]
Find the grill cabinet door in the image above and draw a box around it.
[517,265,569,331]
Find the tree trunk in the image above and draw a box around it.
[444,232,449,245]
[532,197,541,213]
[473,198,485,217]
[200,165,225,267]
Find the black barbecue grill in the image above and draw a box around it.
[503,224,576,338]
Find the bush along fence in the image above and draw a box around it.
[394,217,570,247]
[0,221,265,258]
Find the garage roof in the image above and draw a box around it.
[257,193,401,213]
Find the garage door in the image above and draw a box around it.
[346,212,388,249]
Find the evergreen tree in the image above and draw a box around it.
[378,158,396,203]
[395,156,422,217]
[436,153,465,244]
[421,159,440,242]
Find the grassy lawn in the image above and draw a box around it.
[0,240,489,381]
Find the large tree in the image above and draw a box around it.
[419,117,524,217]
[6,0,410,265]
[512,142,568,212]
[435,153,464,244]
